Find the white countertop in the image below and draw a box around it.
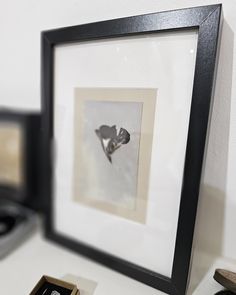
[0,229,235,295]
[0,231,163,295]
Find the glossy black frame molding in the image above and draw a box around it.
[0,110,41,210]
[41,4,222,295]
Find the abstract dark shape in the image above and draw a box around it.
[95,125,130,163]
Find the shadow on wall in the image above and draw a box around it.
[189,19,234,292]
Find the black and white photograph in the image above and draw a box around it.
[74,88,156,222]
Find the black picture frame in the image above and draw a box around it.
[41,4,222,295]
[0,110,41,210]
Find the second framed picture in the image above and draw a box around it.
[42,4,222,295]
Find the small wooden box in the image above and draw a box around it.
[30,275,79,295]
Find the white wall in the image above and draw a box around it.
[0,0,235,267]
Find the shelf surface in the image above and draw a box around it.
[0,229,235,294]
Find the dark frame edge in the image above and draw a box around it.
[171,4,222,295]
[42,4,221,45]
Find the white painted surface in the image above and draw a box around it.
[0,230,235,294]
[0,0,236,293]
[190,253,236,294]
[0,231,165,295]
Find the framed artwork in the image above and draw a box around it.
[41,4,222,295]
[0,111,41,209]
[74,88,156,223]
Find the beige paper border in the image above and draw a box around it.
[73,88,157,223]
